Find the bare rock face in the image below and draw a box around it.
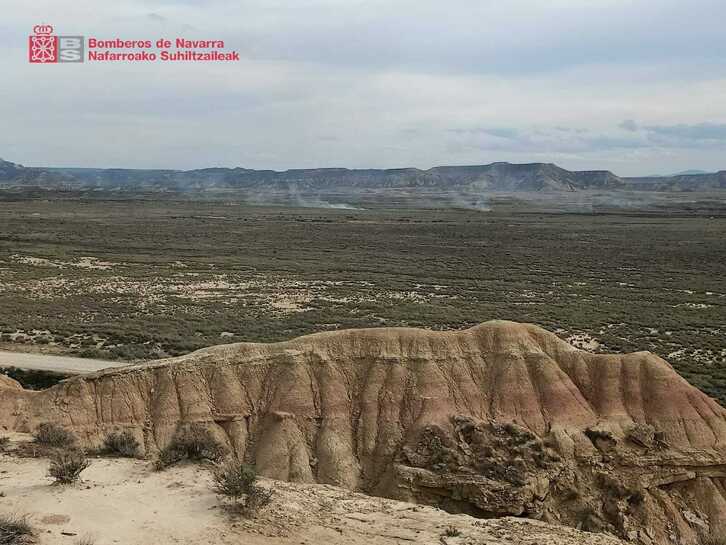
[1,320,725,544]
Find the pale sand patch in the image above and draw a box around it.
[8,255,116,270]
[566,333,600,352]
[673,302,712,309]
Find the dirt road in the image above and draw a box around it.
[0,350,127,374]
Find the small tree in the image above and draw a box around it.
[48,449,90,484]
[212,460,272,515]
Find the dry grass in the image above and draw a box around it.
[0,513,33,545]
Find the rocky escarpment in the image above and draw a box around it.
[1,321,725,544]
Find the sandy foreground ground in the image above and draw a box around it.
[0,434,623,545]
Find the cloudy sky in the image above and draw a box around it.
[2,0,726,175]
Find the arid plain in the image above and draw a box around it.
[0,198,724,402]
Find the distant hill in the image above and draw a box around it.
[0,157,723,192]
[672,169,713,176]
[427,163,625,191]
[626,171,726,191]
[647,169,714,177]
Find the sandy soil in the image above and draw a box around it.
[0,434,623,545]
[0,351,125,374]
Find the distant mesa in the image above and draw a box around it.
[1,158,724,193]
[648,169,714,177]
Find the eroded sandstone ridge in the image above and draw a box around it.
[1,321,725,543]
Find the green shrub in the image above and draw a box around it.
[212,460,273,516]
[212,460,258,504]
[102,430,140,457]
[2,368,68,390]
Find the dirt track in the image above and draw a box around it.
[0,350,126,374]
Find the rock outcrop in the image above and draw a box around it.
[1,320,725,544]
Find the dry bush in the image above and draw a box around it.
[155,424,226,470]
[584,427,614,442]
[212,460,272,516]
[625,423,656,448]
[33,422,76,448]
[102,430,140,457]
[244,485,274,517]
[213,460,256,504]
[0,437,10,451]
[0,513,33,544]
[48,449,90,484]
[74,536,95,545]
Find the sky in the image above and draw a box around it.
[2,0,726,176]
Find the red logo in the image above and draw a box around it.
[29,24,58,63]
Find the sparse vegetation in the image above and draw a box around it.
[33,422,76,448]
[212,459,273,515]
[155,424,226,470]
[240,479,274,516]
[74,536,95,545]
[0,200,724,404]
[0,513,33,544]
[102,430,140,457]
[1,368,71,391]
[48,449,90,484]
[584,428,614,442]
[626,423,652,441]
[213,459,256,504]
[443,525,461,537]
[0,437,10,451]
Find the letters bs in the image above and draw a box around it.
[59,36,84,62]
